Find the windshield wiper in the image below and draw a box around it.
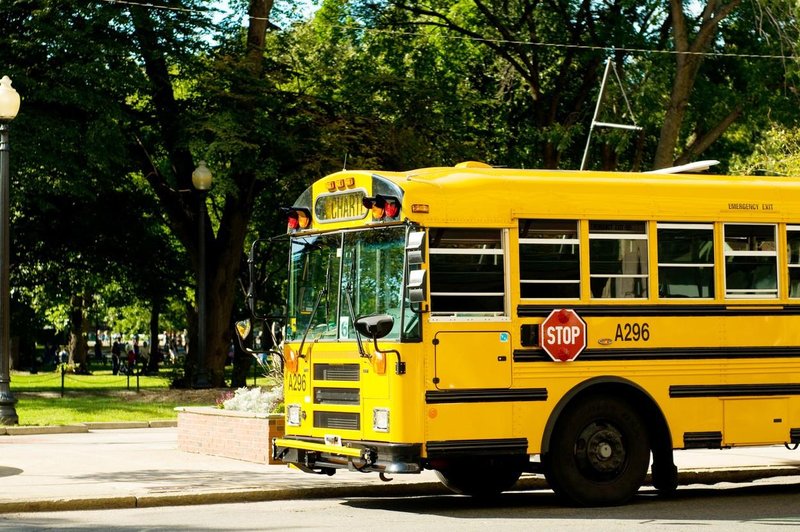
[296,286,327,360]
[343,248,368,358]
[297,253,332,359]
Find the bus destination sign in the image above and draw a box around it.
[315,190,367,223]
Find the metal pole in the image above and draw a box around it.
[580,58,612,171]
[0,122,17,425]
[194,191,210,388]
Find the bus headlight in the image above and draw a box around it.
[287,404,302,426]
[373,408,390,432]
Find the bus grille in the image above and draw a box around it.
[314,387,360,406]
[314,363,360,381]
[314,411,360,430]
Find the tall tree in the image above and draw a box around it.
[366,0,800,170]
[653,0,741,168]
[127,0,318,385]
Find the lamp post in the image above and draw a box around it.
[0,76,20,425]
[192,161,212,388]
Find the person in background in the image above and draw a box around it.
[94,340,104,365]
[127,348,135,373]
[111,339,121,375]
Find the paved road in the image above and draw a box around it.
[1,476,799,531]
[0,427,799,513]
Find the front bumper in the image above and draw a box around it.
[273,436,423,474]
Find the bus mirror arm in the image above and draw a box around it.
[236,322,286,373]
[246,236,287,321]
[370,336,405,375]
[409,301,428,315]
[354,314,406,375]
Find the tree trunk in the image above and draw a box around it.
[68,293,89,372]
[230,338,253,388]
[148,300,161,374]
[653,0,741,169]
[130,0,274,388]
[203,205,252,387]
[182,300,197,386]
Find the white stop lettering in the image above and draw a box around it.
[547,325,582,345]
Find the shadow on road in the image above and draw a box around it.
[342,478,800,525]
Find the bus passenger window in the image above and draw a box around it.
[657,223,714,298]
[589,221,648,299]
[724,224,777,299]
[429,228,505,316]
[787,227,800,298]
[518,219,580,299]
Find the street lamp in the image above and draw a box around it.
[192,161,212,388]
[0,76,20,425]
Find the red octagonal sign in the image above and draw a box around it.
[539,308,587,362]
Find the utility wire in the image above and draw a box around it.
[96,0,800,61]
[98,0,212,15]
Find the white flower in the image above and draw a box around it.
[222,386,283,414]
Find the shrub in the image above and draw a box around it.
[222,386,283,414]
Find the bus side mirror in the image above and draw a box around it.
[407,269,427,303]
[354,314,394,340]
[406,231,426,264]
[235,319,258,354]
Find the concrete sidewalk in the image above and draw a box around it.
[0,426,799,514]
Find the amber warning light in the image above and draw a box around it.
[362,194,401,221]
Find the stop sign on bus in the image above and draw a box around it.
[539,309,587,362]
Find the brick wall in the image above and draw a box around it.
[177,408,285,465]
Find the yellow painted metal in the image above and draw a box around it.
[434,330,511,389]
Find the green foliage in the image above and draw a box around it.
[729,126,800,176]
[1,0,191,351]
[3,0,800,386]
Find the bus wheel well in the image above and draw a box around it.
[542,379,677,494]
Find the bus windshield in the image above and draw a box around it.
[287,226,413,342]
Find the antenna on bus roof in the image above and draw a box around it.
[580,57,642,171]
[343,152,348,171]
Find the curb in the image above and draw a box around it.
[0,467,797,514]
[0,481,453,514]
[4,425,88,436]
[0,496,137,514]
[675,465,800,485]
[0,420,177,436]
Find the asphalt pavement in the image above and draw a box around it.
[0,425,799,513]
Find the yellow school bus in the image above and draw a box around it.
[241,161,800,506]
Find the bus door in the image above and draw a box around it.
[433,329,512,390]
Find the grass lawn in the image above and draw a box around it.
[9,369,223,427]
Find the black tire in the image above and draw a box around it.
[543,395,650,506]
[435,459,523,497]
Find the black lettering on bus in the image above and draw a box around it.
[288,373,307,392]
[614,322,650,342]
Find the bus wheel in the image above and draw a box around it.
[543,395,650,506]
[435,460,522,497]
